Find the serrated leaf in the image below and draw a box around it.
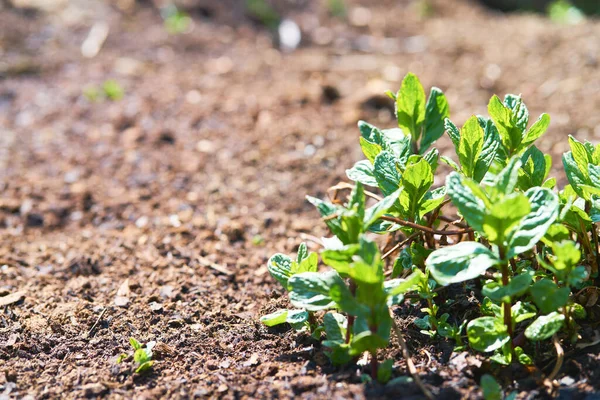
[458,116,484,178]
[396,73,426,141]
[444,118,460,148]
[483,193,530,245]
[492,157,522,197]
[374,151,401,196]
[267,253,293,289]
[474,116,500,182]
[525,312,565,341]
[399,158,433,219]
[521,113,550,148]
[288,271,346,311]
[488,95,521,154]
[507,187,559,258]
[421,87,449,152]
[426,242,500,286]
[563,152,589,199]
[360,137,383,164]
[346,160,378,187]
[446,173,487,232]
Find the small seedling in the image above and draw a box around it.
[84,80,124,102]
[116,337,155,373]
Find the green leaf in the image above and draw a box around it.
[419,186,446,219]
[321,244,359,275]
[517,146,547,190]
[346,160,378,187]
[323,312,347,343]
[364,189,402,228]
[507,187,559,258]
[482,193,530,245]
[474,117,500,183]
[521,113,550,148]
[482,272,533,303]
[396,73,426,141]
[360,137,382,164]
[511,301,537,324]
[286,309,310,329]
[130,337,142,350]
[374,151,401,196]
[446,173,487,232]
[444,118,460,148]
[504,94,529,133]
[488,95,521,154]
[134,348,151,365]
[568,135,591,179]
[260,309,289,327]
[441,155,460,172]
[492,157,522,197]
[399,158,433,219]
[481,374,502,400]
[467,316,510,352]
[525,312,565,341]
[377,359,394,384]
[426,242,500,286]
[458,116,484,178]
[267,253,293,289]
[563,152,589,199]
[421,87,449,152]
[288,271,347,311]
[135,360,154,373]
[386,269,425,297]
[530,279,570,314]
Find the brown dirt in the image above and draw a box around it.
[1,0,600,398]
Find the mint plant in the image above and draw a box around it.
[117,337,155,374]
[260,243,320,333]
[262,71,599,392]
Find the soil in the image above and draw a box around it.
[1,0,600,398]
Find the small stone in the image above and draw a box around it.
[149,302,163,312]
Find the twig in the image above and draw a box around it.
[198,256,233,276]
[544,335,564,387]
[380,216,473,236]
[87,307,107,338]
[390,312,434,400]
[327,182,383,202]
[299,233,324,247]
[382,234,419,260]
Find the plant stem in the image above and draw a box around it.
[499,247,514,349]
[370,350,378,381]
[379,216,473,236]
[346,280,357,344]
[578,217,598,276]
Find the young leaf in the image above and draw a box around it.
[346,160,378,187]
[445,173,487,232]
[507,187,559,258]
[521,113,550,147]
[524,312,565,341]
[374,151,401,196]
[360,137,382,164]
[482,272,532,303]
[288,271,347,311]
[474,117,501,182]
[457,116,484,178]
[488,95,520,154]
[323,312,347,343]
[396,73,426,141]
[467,316,510,352]
[267,254,293,289]
[444,118,460,148]
[530,279,569,314]
[260,309,290,327]
[482,193,530,245]
[426,242,500,286]
[421,87,450,152]
[399,158,433,219]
